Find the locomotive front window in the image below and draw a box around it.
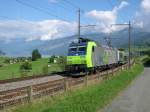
[78,47,86,52]
[69,47,77,52]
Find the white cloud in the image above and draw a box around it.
[141,0,150,13]
[0,1,130,42]
[113,1,129,12]
[134,0,150,31]
[0,20,76,41]
[85,1,129,33]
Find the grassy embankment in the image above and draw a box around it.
[0,57,63,80]
[9,63,144,112]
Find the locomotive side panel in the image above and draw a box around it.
[91,46,104,67]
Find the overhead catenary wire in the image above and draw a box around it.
[15,0,70,22]
[62,0,90,24]
[62,0,80,9]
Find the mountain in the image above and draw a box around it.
[0,28,149,57]
[0,50,5,56]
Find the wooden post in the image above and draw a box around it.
[112,68,114,76]
[84,74,88,87]
[98,71,101,80]
[64,78,68,92]
[120,66,122,71]
[126,64,128,70]
[107,70,109,79]
[27,86,33,103]
[122,65,124,70]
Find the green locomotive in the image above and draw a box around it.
[66,38,126,73]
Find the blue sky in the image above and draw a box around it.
[0,0,149,41]
[0,0,140,22]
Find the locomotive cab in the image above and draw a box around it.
[66,38,88,72]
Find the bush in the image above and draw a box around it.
[142,57,150,67]
[56,56,66,65]
[32,49,41,61]
[4,58,10,64]
[20,62,32,72]
[49,55,55,63]
[56,56,67,70]
[0,64,3,67]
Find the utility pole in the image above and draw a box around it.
[128,21,131,69]
[78,8,80,39]
[111,21,132,69]
[77,8,96,39]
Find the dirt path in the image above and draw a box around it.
[101,67,150,112]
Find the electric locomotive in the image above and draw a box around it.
[66,37,125,74]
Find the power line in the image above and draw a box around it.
[63,0,80,9]
[15,0,70,22]
[51,1,76,20]
[111,21,132,69]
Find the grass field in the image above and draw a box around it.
[9,63,144,112]
[0,57,63,80]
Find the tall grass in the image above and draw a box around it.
[10,64,144,112]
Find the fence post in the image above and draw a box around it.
[27,86,33,103]
[126,64,128,70]
[122,65,124,71]
[64,78,68,92]
[98,71,101,80]
[84,74,88,87]
[120,66,122,71]
[107,70,109,79]
[112,68,114,76]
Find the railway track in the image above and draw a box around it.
[0,63,128,110]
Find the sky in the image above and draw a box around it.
[0,0,149,41]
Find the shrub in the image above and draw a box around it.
[20,62,32,72]
[4,58,10,64]
[56,56,67,70]
[0,64,3,67]
[49,55,55,63]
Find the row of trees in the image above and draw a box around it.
[3,49,41,65]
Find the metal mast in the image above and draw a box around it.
[78,8,80,39]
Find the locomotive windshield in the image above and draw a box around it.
[68,46,87,56]
[69,47,77,52]
[78,47,86,52]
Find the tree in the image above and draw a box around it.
[32,49,41,61]
[20,61,32,72]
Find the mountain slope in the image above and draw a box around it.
[0,28,149,56]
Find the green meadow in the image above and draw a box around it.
[0,57,63,80]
